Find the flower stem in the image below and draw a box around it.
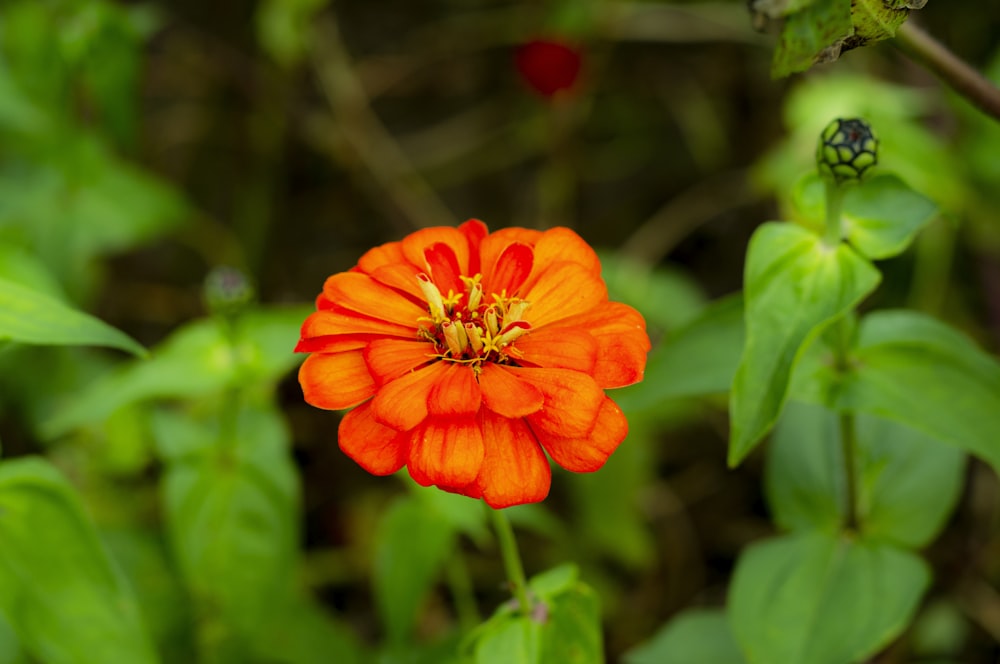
[831,316,860,532]
[486,504,532,616]
[823,179,845,247]
[838,411,860,532]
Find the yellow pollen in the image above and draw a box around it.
[415,271,532,368]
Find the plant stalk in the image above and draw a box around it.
[831,315,860,532]
[838,411,860,531]
[486,504,532,616]
[826,178,859,531]
[823,179,845,247]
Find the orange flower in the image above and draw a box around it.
[296,220,650,508]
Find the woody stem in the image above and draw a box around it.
[486,504,532,616]
[894,21,1000,124]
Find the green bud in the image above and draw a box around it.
[204,266,255,319]
[816,118,878,184]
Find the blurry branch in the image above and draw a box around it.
[958,576,1000,643]
[894,21,1000,123]
[621,171,758,263]
[309,16,456,230]
[611,3,767,45]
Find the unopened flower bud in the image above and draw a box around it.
[204,266,255,319]
[817,118,878,184]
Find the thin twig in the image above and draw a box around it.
[894,21,1000,123]
[620,170,756,263]
[310,16,457,230]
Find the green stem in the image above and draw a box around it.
[486,504,532,616]
[823,179,845,247]
[832,316,860,532]
[838,411,860,531]
[218,316,242,458]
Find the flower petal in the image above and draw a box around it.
[544,301,650,388]
[324,272,425,328]
[532,227,602,275]
[479,227,543,281]
[357,240,406,275]
[521,262,607,327]
[473,411,550,508]
[370,361,448,430]
[401,227,470,275]
[506,367,603,438]
[298,351,376,410]
[459,219,489,273]
[339,401,408,475]
[511,326,597,373]
[482,242,533,299]
[427,363,482,416]
[424,242,465,296]
[364,338,437,385]
[479,364,544,417]
[298,308,414,341]
[407,416,485,489]
[368,263,425,301]
[295,336,366,353]
[536,396,627,472]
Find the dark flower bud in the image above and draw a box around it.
[816,118,878,184]
[515,38,583,99]
[204,266,255,319]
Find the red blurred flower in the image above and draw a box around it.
[296,220,649,508]
[515,38,583,98]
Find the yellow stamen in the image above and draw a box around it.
[417,273,446,322]
[494,321,531,347]
[465,322,484,353]
[442,320,468,356]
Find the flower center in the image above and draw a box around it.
[416,272,531,370]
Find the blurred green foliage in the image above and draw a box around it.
[0,0,999,662]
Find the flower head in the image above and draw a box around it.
[514,38,584,99]
[296,220,650,508]
[817,117,878,184]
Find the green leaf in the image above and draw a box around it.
[162,405,299,662]
[619,294,743,410]
[470,576,602,664]
[729,531,929,664]
[766,402,966,547]
[537,583,603,664]
[792,173,939,260]
[729,222,880,465]
[528,564,579,599]
[99,527,196,662]
[0,457,158,664]
[843,174,938,259]
[622,609,745,664]
[0,609,27,664]
[850,0,910,45]
[0,276,144,355]
[44,306,310,436]
[826,310,1000,474]
[771,0,853,78]
[475,617,541,664]
[0,245,66,299]
[374,495,457,645]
